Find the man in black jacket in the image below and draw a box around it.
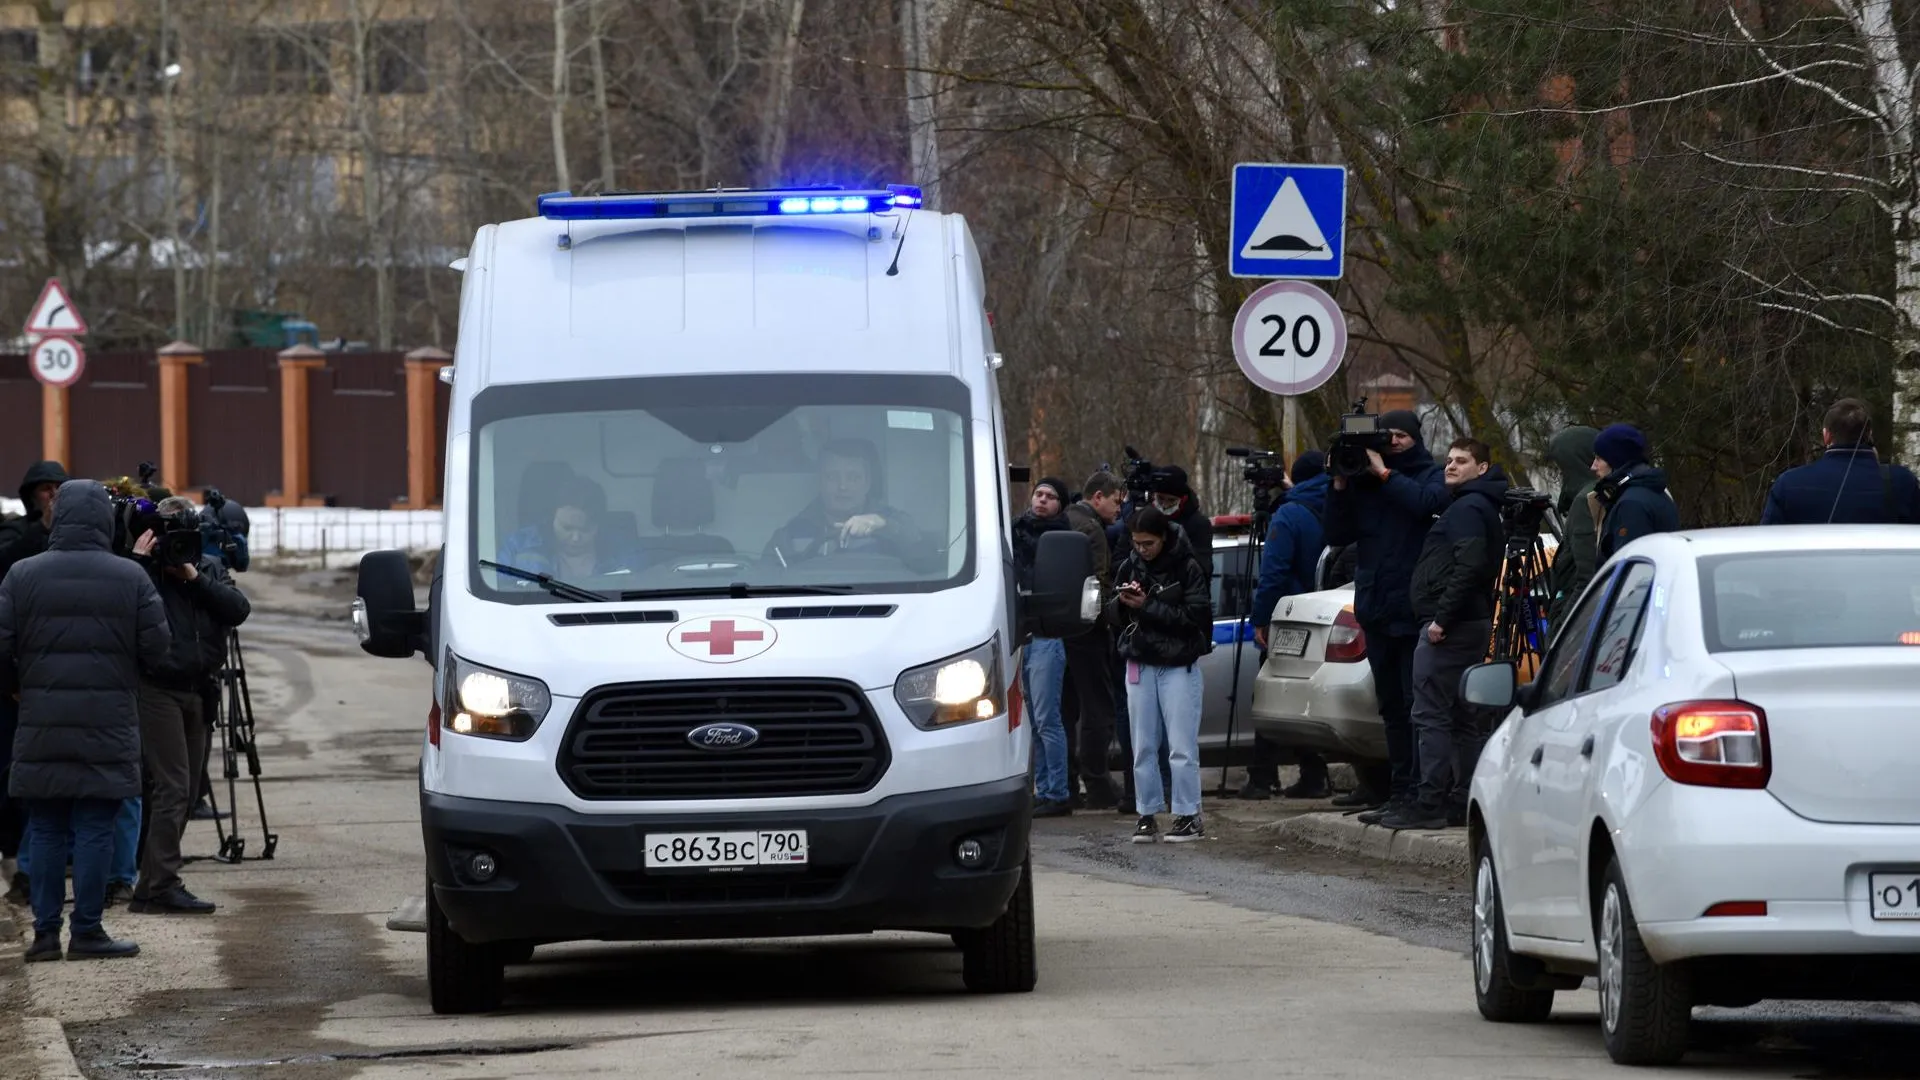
[130,497,251,915]
[1147,466,1213,575]
[1062,472,1125,808]
[1012,478,1075,816]
[1,480,170,960]
[1591,424,1680,559]
[1325,409,1448,815]
[0,461,66,899]
[1384,440,1507,831]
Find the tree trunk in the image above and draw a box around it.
[1851,0,1920,463]
[898,0,942,208]
[159,0,187,341]
[33,0,83,291]
[759,0,806,186]
[586,0,614,191]
[551,0,572,192]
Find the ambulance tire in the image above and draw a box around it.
[426,878,506,1014]
[958,858,1037,993]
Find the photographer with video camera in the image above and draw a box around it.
[1244,451,1333,800]
[127,496,251,915]
[1324,406,1447,816]
[1379,439,1507,831]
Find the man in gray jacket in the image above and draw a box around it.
[0,480,170,961]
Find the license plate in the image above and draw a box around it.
[1868,872,1920,920]
[644,830,809,871]
[1271,628,1310,657]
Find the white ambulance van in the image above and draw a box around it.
[351,184,1097,1014]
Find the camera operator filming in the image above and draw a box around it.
[1324,403,1447,817]
[125,493,250,915]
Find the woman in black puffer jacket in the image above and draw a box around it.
[1106,507,1213,844]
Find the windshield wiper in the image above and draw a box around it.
[617,582,858,600]
[479,560,605,604]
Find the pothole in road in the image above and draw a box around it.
[122,1041,573,1071]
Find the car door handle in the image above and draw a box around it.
[1580,735,1595,759]
[1530,745,1544,767]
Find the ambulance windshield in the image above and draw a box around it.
[467,373,975,602]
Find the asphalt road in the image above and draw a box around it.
[12,608,1919,1079]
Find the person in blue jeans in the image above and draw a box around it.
[15,795,140,905]
[1,479,171,961]
[1011,478,1074,816]
[1108,507,1213,844]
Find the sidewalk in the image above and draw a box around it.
[1203,782,1471,874]
[241,565,428,623]
[2,900,87,1079]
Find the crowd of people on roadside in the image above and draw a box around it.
[1014,397,1919,841]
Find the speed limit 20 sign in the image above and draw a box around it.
[1230,279,1348,397]
[30,335,86,388]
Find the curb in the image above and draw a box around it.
[23,1017,86,1080]
[1266,811,1470,873]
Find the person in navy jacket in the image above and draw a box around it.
[1242,451,1333,800]
[1761,398,1920,525]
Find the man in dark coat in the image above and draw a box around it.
[1589,424,1680,560]
[1544,426,1600,636]
[0,460,68,899]
[1325,409,1448,814]
[1244,451,1333,799]
[1012,478,1075,816]
[1385,440,1507,830]
[1062,472,1125,809]
[0,479,169,961]
[1147,466,1213,576]
[1761,398,1920,525]
[131,496,251,915]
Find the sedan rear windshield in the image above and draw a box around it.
[1701,551,1920,652]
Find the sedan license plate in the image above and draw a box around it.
[644,830,809,872]
[1868,872,1920,920]
[1271,628,1310,657]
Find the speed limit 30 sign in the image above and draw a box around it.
[1230,279,1348,397]
[30,335,86,388]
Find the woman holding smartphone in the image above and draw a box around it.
[1107,506,1214,843]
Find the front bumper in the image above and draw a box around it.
[422,775,1030,944]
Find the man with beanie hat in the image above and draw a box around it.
[1012,478,1075,815]
[1545,426,1601,632]
[1325,408,1448,815]
[1589,424,1679,560]
[1147,465,1212,576]
[1242,450,1334,799]
[0,459,69,902]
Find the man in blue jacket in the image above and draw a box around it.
[1243,451,1332,799]
[1325,410,1448,816]
[1761,398,1920,524]
[1590,424,1680,560]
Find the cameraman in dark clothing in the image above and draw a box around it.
[1324,409,1448,816]
[1383,439,1507,831]
[130,497,251,915]
[1590,425,1679,559]
[1761,398,1920,524]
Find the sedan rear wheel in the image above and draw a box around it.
[1597,858,1691,1065]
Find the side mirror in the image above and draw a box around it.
[1008,463,1032,485]
[354,549,428,659]
[1024,529,1097,638]
[1460,660,1518,710]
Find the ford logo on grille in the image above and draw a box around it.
[687,722,760,751]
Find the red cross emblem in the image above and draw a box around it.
[670,616,777,664]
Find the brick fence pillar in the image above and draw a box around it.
[41,382,68,466]
[266,344,327,508]
[156,340,203,493]
[396,346,451,510]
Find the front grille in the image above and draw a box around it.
[600,866,849,904]
[558,679,889,800]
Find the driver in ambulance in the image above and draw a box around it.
[766,439,939,573]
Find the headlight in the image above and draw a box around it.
[442,654,551,741]
[895,637,1003,730]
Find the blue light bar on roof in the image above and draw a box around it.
[537,184,924,221]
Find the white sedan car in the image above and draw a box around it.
[1462,526,1920,1066]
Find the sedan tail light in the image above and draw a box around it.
[1325,609,1367,663]
[1650,700,1769,789]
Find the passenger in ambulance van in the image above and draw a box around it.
[765,439,940,574]
[494,475,646,580]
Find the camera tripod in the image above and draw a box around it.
[1492,528,1553,675]
[200,630,279,863]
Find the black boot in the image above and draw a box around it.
[25,931,62,963]
[66,929,139,960]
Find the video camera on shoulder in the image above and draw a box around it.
[1121,445,1156,500]
[107,462,203,569]
[1226,446,1289,517]
[198,487,250,572]
[1329,399,1394,481]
